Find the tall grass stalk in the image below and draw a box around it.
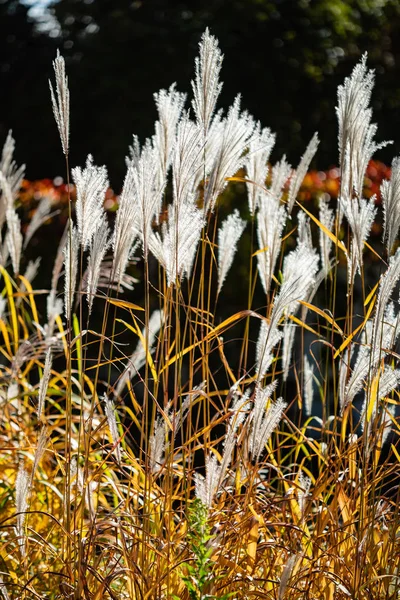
[0,31,399,600]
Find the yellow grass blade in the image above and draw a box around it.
[364,240,384,262]
[217,338,237,385]
[384,404,400,433]
[160,310,258,372]
[55,314,68,356]
[337,487,352,526]
[0,318,12,357]
[18,313,29,339]
[18,274,40,325]
[0,266,18,352]
[72,314,82,381]
[364,280,379,307]
[252,227,297,257]
[299,300,344,335]
[366,370,380,423]
[209,446,223,462]
[246,516,259,571]
[333,294,376,359]
[186,305,214,319]
[341,404,350,443]
[391,443,400,463]
[252,244,269,257]
[297,202,347,254]
[122,403,142,430]
[289,314,320,336]
[225,175,266,192]
[282,226,298,242]
[107,298,144,311]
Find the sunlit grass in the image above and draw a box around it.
[0,30,399,600]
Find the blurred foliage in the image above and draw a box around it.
[2,0,400,185]
[18,159,390,221]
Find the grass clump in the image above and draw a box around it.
[0,29,399,600]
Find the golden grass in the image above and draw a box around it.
[0,201,398,600]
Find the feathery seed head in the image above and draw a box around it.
[112,160,140,281]
[271,243,319,325]
[217,209,246,294]
[360,367,400,439]
[339,194,377,281]
[256,196,287,294]
[192,28,223,138]
[148,201,204,286]
[282,320,297,382]
[32,426,48,479]
[172,111,204,207]
[15,464,30,557]
[129,139,162,256]
[219,389,251,481]
[287,133,319,214]
[63,222,78,319]
[337,54,391,206]
[204,95,254,212]
[0,131,25,201]
[38,349,52,421]
[336,53,374,169]
[343,300,400,411]
[303,355,315,416]
[126,134,141,172]
[5,208,22,274]
[245,123,276,214]
[381,403,396,446]
[194,454,222,508]
[72,155,109,250]
[49,50,70,156]
[319,197,335,275]
[381,156,400,255]
[86,216,110,314]
[153,84,186,212]
[104,394,121,463]
[297,211,313,250]
[0,575,10,600]
[269,156,292,203]
[149,416,166,473]
[24,197,54,249]
[47,291,63,327]
[248,382,286,461]
[297,470,311,517]
[0,172,15,230]
[256,319,283,379]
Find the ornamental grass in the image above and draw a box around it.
[0,30,399,600]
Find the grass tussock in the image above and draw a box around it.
[0,29,399,600]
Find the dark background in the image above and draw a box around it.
[2,0,400,188]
